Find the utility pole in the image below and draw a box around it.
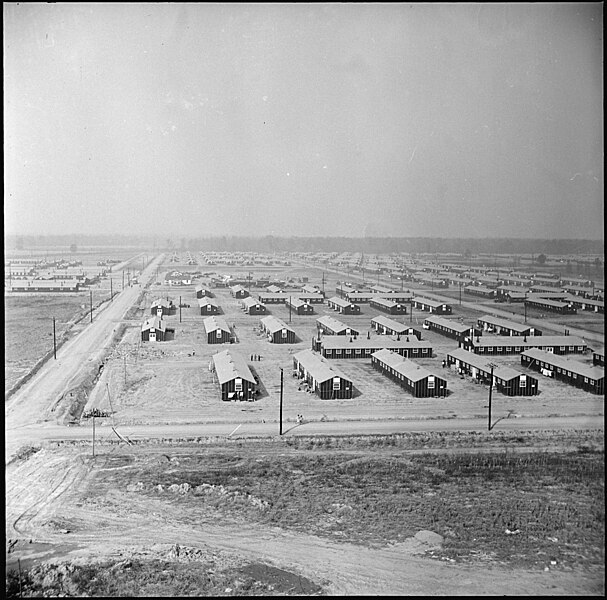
[289,296,292,323]
[459,283,462,305]
[53,317,57,359]
[90,290,93,323]
[279,367,284,435]
[524,292,528,323]
[110,277,113,301]
[122,269,125,290]
[179,295,182,323]
[487,362,497,431]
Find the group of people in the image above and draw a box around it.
[250,354,262,361]
[296,414,305,425]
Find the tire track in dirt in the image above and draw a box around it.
[9,448,600,596]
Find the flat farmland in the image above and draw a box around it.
[4,251,141,395]
[5,295,93,394]
[82,266,604,429]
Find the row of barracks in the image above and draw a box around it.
[524,296,577,315]
[327,296,361,314]
[195,285,213,298]
[211,349,257,401]
[203,315,233,344]
[370,296,408,315]
[446,348,539,396]
[476,315,540,337]
[260,316,297,344]
[464,285,496,299]
[423,315,481,343]
[460,335,588,356]
[293,349,353,399]
[286,296,314,315]
[412,297,453,315]
[313,336,433,360]
[316,315,360,337]
[151,298,175,317]
[371,315,422,339]
[371,349,448,398]
[141,316,168,342]
[198,296,220,315]
[240,296,267,315]
[521,348,604,395]
[230,284,249,299]
[9,279,82,292]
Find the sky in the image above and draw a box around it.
[3,2,604,239]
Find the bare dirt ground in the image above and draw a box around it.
[5,257,605,596]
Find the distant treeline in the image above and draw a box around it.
[6,234,604,256]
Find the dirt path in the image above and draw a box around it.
[4,255,162,431]
[6,448,602,596]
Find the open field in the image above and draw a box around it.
[5,431,605,596]
[4,251,143,394]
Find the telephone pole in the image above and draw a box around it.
[52,317,57,359]
[487,362,497,431]
[89,290,93,323]
[179,295,182,323]
[279,367,284,435]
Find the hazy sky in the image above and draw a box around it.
[4,3,603,239]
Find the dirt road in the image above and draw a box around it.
[4,255,163,432]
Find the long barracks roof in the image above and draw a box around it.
[468,335,587,348]
[198,297,219,307]
[203,315,231,333]
[260,315,295,333]
[423,315,477,334]
[320,336,432,351]
[477,315,533,332]
[372,349,441,382]
[412,297,451,308]
[447,348,528,381]
[241,296,263,307]
[316,315,358,334]
[327,296,357,307]
[151,298,171,308]
[370,297,403,307]
[371,315,414,333]
[293,349,351,384]
[521,348,604,380]
[212,350,256,385]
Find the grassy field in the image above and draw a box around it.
[4,252,137,394]
[60,432,606,571]
[7,556,324,597]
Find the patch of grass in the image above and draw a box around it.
[124,444,605,570]
[6,559,325,597]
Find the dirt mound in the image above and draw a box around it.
[414,530,444,547]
